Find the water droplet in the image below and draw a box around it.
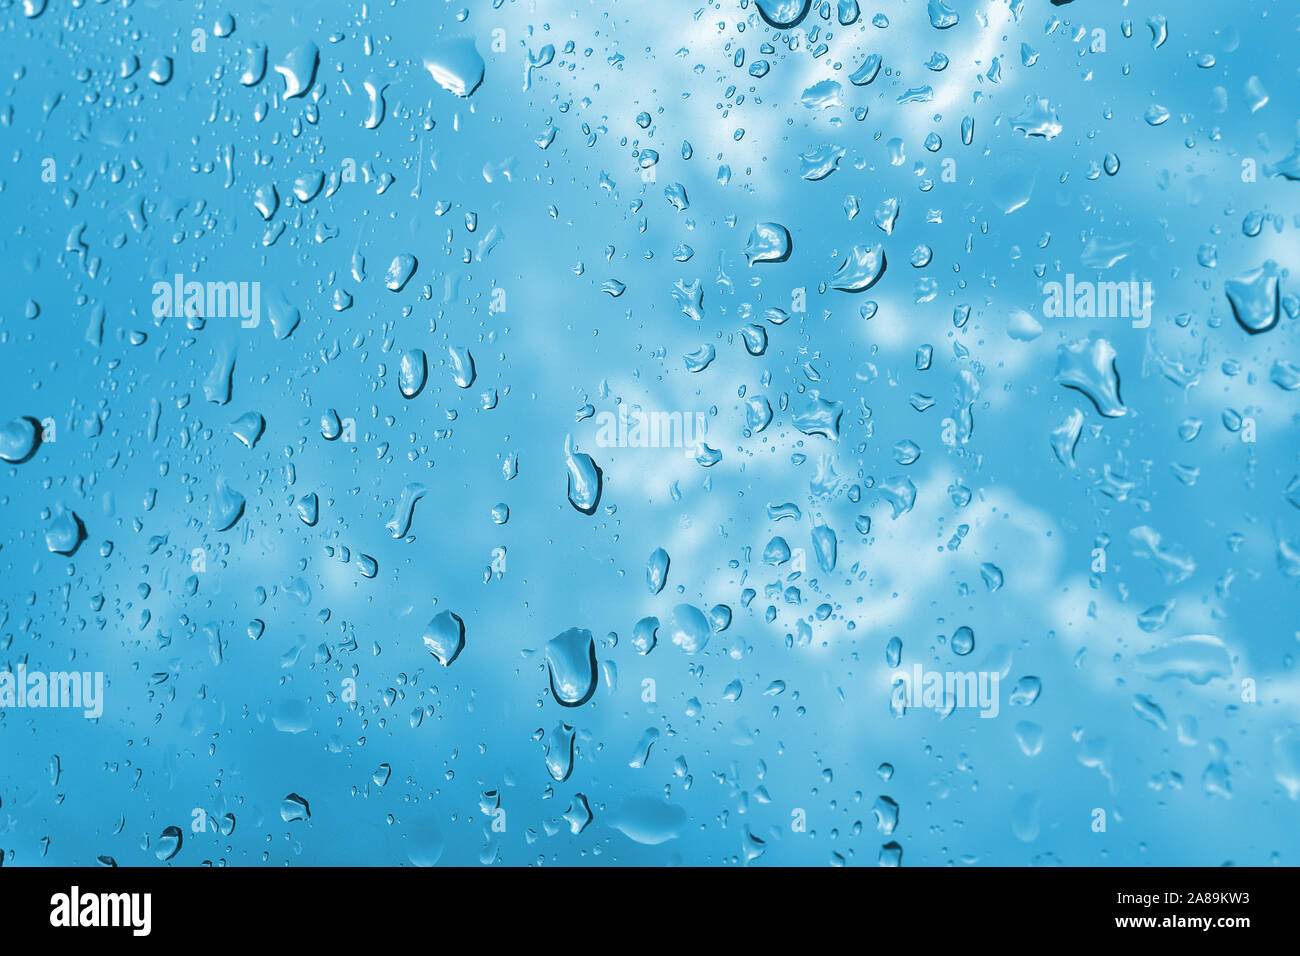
[275,42,319,99]
[830,244,887,292]
[230,411,265,448]
[406,820,444,866]
[546,627,598,706]
[45,510,86,556]
[385,254,417,292]
[753,0,811,29]
[155,826,183,861]
[0,417,41,463]
[744,222,792,265]
[606,796,686,844]
[1224,261,1281,334]
[646,548,670,594]
[1054,337,1127,417]
[1010,96,1063,140]
[386,482,426,538]
[297,493,319,526]
[545,722,576,781]
[667,604,710,654]
[280,793,311,822]
[927,0,959,29]
[1137,635,1231,684]
[811,524,837,572]
[211,479,245,531]
[424,37,485,97]
[449,345,476,388]
[399,349,428,398]
[423,610,466,666]
[632,617,659,655]
[849,53,882,86]
[951,625,975,656]
[792,391,844,438]
[564,437,602,515]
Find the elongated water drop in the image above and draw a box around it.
[386,482,426,538]
[564,436,602,515]
[212,479,245,531]
[399,349,428,398]
[546,627,598,706]
[449,346,476,388]
[647,548,670,594]
[545,722,576,781]
[811,524,837,572]
[275,42,319,99]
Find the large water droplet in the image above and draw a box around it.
[667,604,710,654]
[45,510,86,555]
[275,42,319,99]
[155,825,183,861]
[399,349,428,398]
[1010,96,1063,140]
[1224,261,1281,334]
[879,477,917,518]
[1137,635,1231,684]
[1054,337,1127,417]
[212,478,245,531]
[297,492,319,526]
[449,345,476,388]
[792,391,844,438]
[811,524,837,572]
[830,244,887,292]
[424,37,485,97]
[280,793,311,822]
[422,610,466,666]
[850,53,882,86]
[545,722,576,782]
[385,254,417,292]
[927,0,959,28]
[607,796,687,844]
[564,437,603,515]
[546,627,598,706]
[406,819,444,866]
[230,412,265,448]
[746,397,773,433]
[799,144,845,181]
[0,416,41,463]
[632,616,659,654]
[951,625,975,656]
[386,482,426,538]
[744,222,792,265]
[763,536,792,566]
[647,547,670,593]
[363,75,388,130]
[754,0,811,29]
